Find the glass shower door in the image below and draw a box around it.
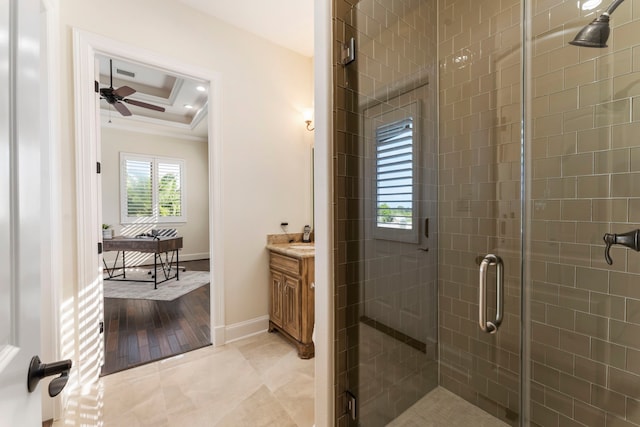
[334,0,522,425]
[524,0,640,425]
[334,1,440,425]
[436,0,524,424]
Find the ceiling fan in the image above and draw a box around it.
[99,59,166,117]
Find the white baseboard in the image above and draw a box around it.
[180,253,210,262]
[224,315,270,344]
[212,325,226,346]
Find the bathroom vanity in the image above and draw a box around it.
[266,242,314,359]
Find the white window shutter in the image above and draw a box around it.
[120,153,186,224]
[125,158,153,217]
[376,118,414,230]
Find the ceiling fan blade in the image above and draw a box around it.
[123,98,166,112]
[113,85,136,98]
[113,101,132,116]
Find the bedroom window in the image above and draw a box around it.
[120,153,186,224]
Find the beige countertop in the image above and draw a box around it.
[266,242,315,259]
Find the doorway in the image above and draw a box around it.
[333,0,640,426]
[72,29,225,386]
[96,54,212,374]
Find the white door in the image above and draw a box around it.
[0,0,45,425]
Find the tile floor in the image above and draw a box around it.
[389,387,510,427]
[53,330,510,427]
[357,322,439,424]
[53,331,314,427]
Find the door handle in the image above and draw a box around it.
[478,254,504,334]
[27,355,72,397]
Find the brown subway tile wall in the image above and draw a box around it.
[438,0,522,424]
[527,0,640,425]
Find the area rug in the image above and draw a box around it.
[103,270,210,301]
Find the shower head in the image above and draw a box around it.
[569,0,625,48]
[569,14,611,48]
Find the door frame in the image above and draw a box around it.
[40,0,62,421]
[314,0,334,425]
[71,30,226,381]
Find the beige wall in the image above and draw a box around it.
[101,127,210,263]
[57,0,313,338]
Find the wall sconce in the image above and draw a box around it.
[303,108,314,131]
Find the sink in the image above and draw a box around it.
[289,245,314,250]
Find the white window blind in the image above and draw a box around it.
[376,118,414,230]
[121,153,186,223]
[125,159,153,217]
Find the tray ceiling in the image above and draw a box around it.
[97,55,208,139]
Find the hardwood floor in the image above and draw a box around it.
[101,259,211,376]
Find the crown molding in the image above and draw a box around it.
[100,112,207,143]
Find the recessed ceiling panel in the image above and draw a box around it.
[97,54,208,137]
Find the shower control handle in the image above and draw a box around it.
[603,229,640,265]
[478,254,503,334]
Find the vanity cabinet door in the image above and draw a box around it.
[282,274,301,340]
[269,269,284,328]
[267,250,314,358]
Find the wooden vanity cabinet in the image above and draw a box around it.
[268,251,314,359]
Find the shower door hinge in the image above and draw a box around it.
[341,37,356,65]
[346,390,357,420]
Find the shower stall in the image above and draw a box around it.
[332,0,640,425]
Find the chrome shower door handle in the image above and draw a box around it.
[478,254,504,334]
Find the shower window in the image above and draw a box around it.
[370,102,419,243]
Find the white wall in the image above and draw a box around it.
[101,127,210,263]
[313,1,334,424]
[58,0,313,332]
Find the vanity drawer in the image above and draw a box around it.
[270,252,300,275]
